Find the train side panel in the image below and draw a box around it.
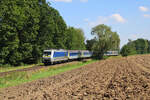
[52,51,68,62]
[104,51,119,56]
[68,50,80,60]
[83,51,92,58]
[80,50,92,58]
[43,49,92,65]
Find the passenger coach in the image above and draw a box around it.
[42,49,92,65]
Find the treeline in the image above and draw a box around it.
[0,0,85,66]
[121,38,150,56]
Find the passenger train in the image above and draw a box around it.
[42,49,119,65]
[104,51,119,56]
[42,49,92,65]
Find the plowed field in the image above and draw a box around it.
[1,55,150,100]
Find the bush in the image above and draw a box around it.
[120,45,130,57]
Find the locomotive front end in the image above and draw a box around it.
[42,50,52,65]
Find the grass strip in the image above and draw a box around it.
[0,60,96,89]
[0,64,42,73]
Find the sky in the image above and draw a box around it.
[46,0,150,47]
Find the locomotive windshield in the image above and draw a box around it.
[43,51,51,56]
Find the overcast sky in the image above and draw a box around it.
[46,0,150,47]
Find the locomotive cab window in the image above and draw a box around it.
[43,52,51,56]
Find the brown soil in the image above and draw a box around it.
[1,55,150,100]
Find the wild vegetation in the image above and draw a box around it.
[0,60,96,88]
[0,0,121,66]
[86,24,120,59]
[0,64,37,73]
[0,0,86,66]
[1,0,147,67]
[120,38,150,56]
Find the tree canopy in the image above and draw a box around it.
[0,0,86,66]
[89,24,120,58]
[65,27,86,50]
[121,38,150,56]
[86,38,97,51]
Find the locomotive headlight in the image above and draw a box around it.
[43,55,51,58]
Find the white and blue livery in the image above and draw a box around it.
[42,49,92,65]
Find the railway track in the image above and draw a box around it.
[0,65,43,77]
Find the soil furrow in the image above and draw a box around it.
[1,55,150,100]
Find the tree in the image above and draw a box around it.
[148,41,150,53]
[86,38,97,51]
[34,2,67,63]
[0,0,32,65]
[126,39,137,55]
[65,27,86,50]
[91,24,120,59]
[0,0,68,65]
[134,39,148,54]
[121,38,149,57]
[120,45,130,57]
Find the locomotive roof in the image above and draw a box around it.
[44,49,67,52]
[44,49,92,52]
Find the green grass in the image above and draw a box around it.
[0,60,97,89]
[103,55,122,60]
[0,63,43,73]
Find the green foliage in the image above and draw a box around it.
[148,41,150,53]
[91,24,120,59]
[134,39,148,54]
[86,38,97,51]
[0,0,77,66]
[0,0,40,65]
[120,45,130,56]
[121,38,150,56]
[65,27,86,50]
